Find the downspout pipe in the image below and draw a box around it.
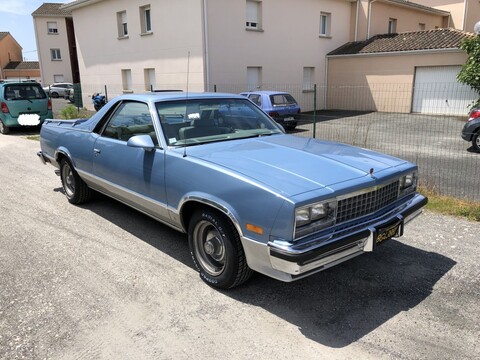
[355,0,360,41]
[367,0,377,39]
[202,0,210,91]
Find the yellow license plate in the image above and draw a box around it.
[375,222,401,244]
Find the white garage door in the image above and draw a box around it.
[412,66,478,115]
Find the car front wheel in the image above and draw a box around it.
[472,132,480,152]
[60,158,92,204]
[188,209,253,289]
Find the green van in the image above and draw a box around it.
[0,81,53,134]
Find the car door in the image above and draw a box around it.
[92,100,170,222]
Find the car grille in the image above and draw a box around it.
[336,181,400,224]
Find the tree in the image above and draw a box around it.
[457,35,480,109]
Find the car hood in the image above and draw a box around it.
[187,135,407,197]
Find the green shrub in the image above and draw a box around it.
[60,105,79,119]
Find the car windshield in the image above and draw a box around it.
[4,84,46,100]
[156,98,284,146]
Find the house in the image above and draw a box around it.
[326,28,478,114]
[49,0,479,113]
[0,32,40,82]
[32,3,80,86]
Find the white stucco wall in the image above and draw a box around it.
[70,0,205,105]
[33,16,73,85]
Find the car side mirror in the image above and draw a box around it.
[127,134,156,151]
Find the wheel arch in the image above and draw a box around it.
[179,197,244,239]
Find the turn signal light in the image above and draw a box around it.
[48,99,52,111]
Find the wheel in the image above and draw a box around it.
[188,209,253,289]
[51,92,59,98]
[472,132,480,152]
[0,120,9,135]
[60,158,92,204]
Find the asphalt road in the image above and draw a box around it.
[1,131,479,359]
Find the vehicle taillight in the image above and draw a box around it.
[268,111,280,118]
[48,99,52,111]
[1,102,9,113]
[468,109,480,121]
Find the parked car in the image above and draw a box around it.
[64,87,75,103]
[461,107,480,152]
[240,91,300,130]
[43,83,73,98]
[0,81,53,134]
[37,92,427,289]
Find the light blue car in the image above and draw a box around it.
[38,92,427,289]
[240,91,301,130]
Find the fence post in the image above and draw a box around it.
[313,84,317,139]
[214,84,217,93]
[104,85,108,102]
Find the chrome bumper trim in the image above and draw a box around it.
[268,193,427,278]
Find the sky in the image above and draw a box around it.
[0,0,74,61]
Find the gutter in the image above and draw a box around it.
[61,0,103,11]
[327,48,464,59]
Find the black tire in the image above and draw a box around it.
[188,209,253,289]
[472,132,480,152]
[0,120,9,135]
[60,158,92,204]
[51,92,59,98]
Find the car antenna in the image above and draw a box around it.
[183,51,190,158]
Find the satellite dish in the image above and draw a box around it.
[474,21,480,35]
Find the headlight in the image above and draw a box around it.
[295,200,336,238]
[399,172,417,195]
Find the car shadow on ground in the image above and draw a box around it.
[67,192,456,349]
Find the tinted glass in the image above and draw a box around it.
[4,84,46,100]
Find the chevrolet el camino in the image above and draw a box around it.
[37,93,427,289]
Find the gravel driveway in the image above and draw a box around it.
[0,133,479,360]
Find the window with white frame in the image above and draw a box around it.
[117,11,128,37]
[144,68,156,91]
[246,0,262,30]
[388,18,397,34]
[140,5,152,34]
[319,12,331,37]
[247,66,262,91]
[303,67,315,91]
[50,49,61,60]
[122,69,132,92]
[47,22,58,34]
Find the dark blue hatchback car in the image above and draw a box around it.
[240,91,301,130]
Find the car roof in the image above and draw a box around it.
[240,91,289,96]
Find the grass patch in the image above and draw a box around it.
[419,186,480,222]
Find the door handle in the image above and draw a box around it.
[94,148,101,155]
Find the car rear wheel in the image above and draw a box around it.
[60,158,92,204]
[472,132,480,152]
[188,209,253,289]
[0,120,9,135]
[50,92,59,98]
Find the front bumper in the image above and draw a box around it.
[263,193,427,281]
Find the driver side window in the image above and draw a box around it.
[102,101,158,145]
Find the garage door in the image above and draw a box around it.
[412,66,478,115]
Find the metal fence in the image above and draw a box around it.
[70,82,480,202]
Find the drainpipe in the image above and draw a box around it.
[367,0,377,39]
[462,0,468,31]
[355,0,360,41]
[202,0,210,91]
[324,55,329,110]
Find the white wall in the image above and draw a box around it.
[71,0,206,107]
[34,16,73,85]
